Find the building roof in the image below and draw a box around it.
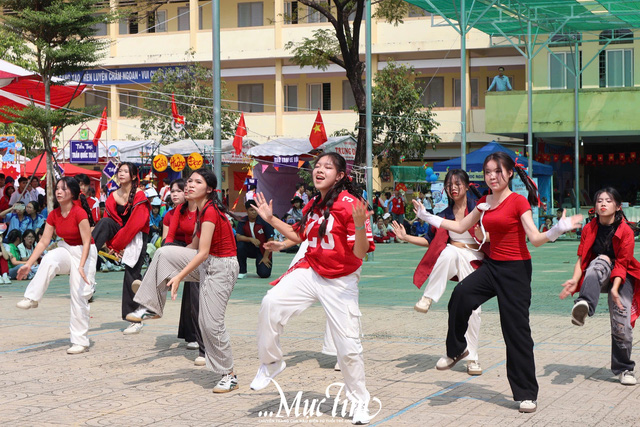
[405,1,640,36]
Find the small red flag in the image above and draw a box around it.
[171,93,185,126]
[233,113,247,156]
[92,107,108,146]
[309,111,327,149]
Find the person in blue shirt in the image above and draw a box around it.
[1,202,32,241]
[148,197,164,238]
[412,217,429,237]
[26,201,45,232]
[487,67,512,92]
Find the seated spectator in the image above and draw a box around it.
[2,202,31,240]
[235,200,274,279]
[0,226,10,283]
[148,197,164,244]
[0,182,15,212]
[382,212,397,242]
[26,201,45,231]
[18,229,36,261]
[285,196,303,225]
[412,217,429,237]
[372,217,391,243]
[539,217,552,233]
[4,229,32,280]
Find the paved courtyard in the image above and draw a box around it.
[1,241,639,426]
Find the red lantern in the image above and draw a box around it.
[619,153,626,162]
[608,153,615,164]
[597,154,604,163]
[630,152,637,161]
[561,154,572,164]
[553,154,560,162]
[586,154,593,164]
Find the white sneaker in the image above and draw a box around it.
[620,370,637,386]
[334,362,341,371]
[186,341,200,350]
[194,356,206,366]
[16,298,38,309]
[126,307,159,322]
[123,322,144,335]
[467,360,483,376]
[67,344,88,354]
[436,349,469,370]
[238,273,247,279]
[571,300,589,326]
[131,279,141,294]
[2,273,11,284]
[519,400,537,413]
[213,374,239,393]
[352,402,371,425]
[250,360,286,391]
[414,296,433,313]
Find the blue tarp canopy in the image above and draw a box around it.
[432,141,552,176]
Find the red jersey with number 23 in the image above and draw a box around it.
[299,190,375,279]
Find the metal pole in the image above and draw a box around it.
[527,20,533,175]
[460,0,467,170]
[573,39,580,212]
[212,0,222,189]
[365,0,373,207]
[365,0,373,261]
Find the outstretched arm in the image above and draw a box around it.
[254,192,302,244]
[522,210,583,247]
[392,221,429,247]
[413,199,481,234]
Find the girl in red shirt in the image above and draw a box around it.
[15,177,97,354]
[416,152,582,414]
[250,152,376,425]
[127,168,240,394]
[560,187,640,386]
[92,162,150,335]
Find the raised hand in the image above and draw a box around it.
[352,200,373,228]
[253,192,274,223]
[391,220,407,240]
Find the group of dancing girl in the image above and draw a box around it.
[13,151,639,424]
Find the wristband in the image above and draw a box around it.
[355,225,366,231]
[545,217,572,242]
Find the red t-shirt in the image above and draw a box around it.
[46,205,93,246]
[163,209,174,228]
[299,191,375,279]
[478,193,531,261]
[391,196,405,215]
[197,204,237,257]
[166,204,197,245]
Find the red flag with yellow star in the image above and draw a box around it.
[309,111,327,149]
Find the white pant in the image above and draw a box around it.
[423,244,484,361]
[258,267,370,404]
[24,242,97,347]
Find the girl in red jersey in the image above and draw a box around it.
[165,178,206,363]
[126,168,240,393]
[415,152,582,414]
[560,187,640,386]
[92,162,150,335]
[249,152,376,425]
[15,177,97,354]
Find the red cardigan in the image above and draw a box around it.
[577,218,640,326]
[104,191,150,252]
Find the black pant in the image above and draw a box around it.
[237,241,272,278]
[177,281,205,357]
[446,258,538,401]
[93,217,149,320]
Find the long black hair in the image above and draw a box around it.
[167,178,190,216]
[190,168,237,233]
[482,151,539,206]
[593,187,626,252]
[443,169,482,208]
[53,177,95,227]
[116,162,140,216]
[297,152,360,240]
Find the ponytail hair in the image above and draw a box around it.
[53,177,95,226]
[189,168,237,234]
[297,152,361,240]
[116,162,140,216]
[482,151,539,206]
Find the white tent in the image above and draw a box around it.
[59,139,159,164]
[159,138,258,163]
[246,136,356,160]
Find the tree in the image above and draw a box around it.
[0,0,113,209]
[284,0,426,165]
[371,61,440,174]
[134,59,239,146]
